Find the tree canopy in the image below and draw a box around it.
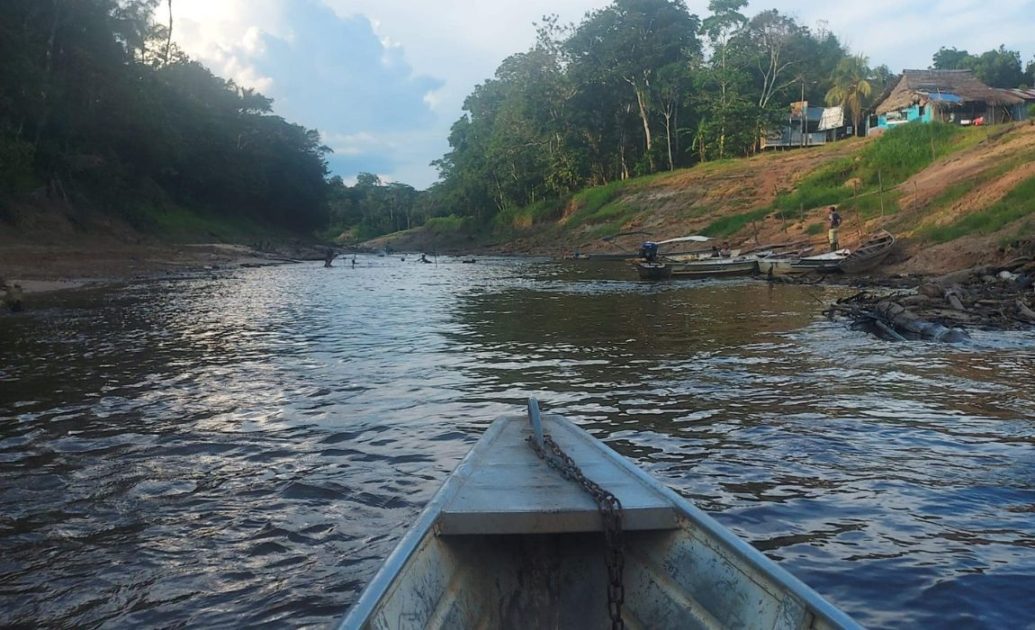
[0,0,328,231]
[3,0,1027,243]
[432,1,850,225]
[931,45,1028,88]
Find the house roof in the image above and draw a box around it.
[998,87,1035,102]
[874,69,1024,115]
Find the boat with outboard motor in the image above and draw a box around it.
[339,400,861,630]
[632,236,763,279]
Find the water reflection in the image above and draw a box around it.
[1,258,1034,628]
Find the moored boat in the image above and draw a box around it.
[668,256,759,278]
[839,230,896,274]
[636,261,673,280]
[758,249,849,276]
[339,401,860,629]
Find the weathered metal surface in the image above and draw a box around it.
[339,414,862,630]
[437,415,678,535]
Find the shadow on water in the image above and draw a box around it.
[2,257,1034,628]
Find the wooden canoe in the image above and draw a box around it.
[839,231,896,274]
[339,404,860,629]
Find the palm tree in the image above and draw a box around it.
[825,55,873,136]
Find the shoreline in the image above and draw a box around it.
[0,243,314,299]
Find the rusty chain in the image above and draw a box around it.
[527,433,625,630]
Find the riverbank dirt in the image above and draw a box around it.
[6,124,1034,302]
[0,203,338,299]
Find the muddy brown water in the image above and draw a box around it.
[2,257,1034,628]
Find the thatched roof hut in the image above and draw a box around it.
[874,69,1023,115]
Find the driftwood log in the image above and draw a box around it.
[824,258,1035,341]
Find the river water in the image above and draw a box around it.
[2,257,1034,628]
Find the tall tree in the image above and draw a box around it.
[932,46,971,70]
[699,0,749,159]
[567,0,700,173]
[825,55,873,135]
[932,45,1026,88]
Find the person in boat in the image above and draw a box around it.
[720,242,731,257]
[828,206,842,251]
[2,280,24,312]
[711,245,720,257]
[420,253,431,264]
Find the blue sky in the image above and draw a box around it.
[171,0,1035,189]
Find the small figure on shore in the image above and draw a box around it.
[828,206,842,251]
[1,281,24,312]
[324,248,336,268]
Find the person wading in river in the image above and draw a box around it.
[827,206,842,252]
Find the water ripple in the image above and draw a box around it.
[1,258,1034,628]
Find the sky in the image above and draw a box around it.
[169,0,1035,189]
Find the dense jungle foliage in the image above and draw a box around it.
[0,0,328,231]
[2,0,1032,241]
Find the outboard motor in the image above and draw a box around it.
[639,241,659,263]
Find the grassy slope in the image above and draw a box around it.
[375,121,1035,273]
[521,123,1035,271]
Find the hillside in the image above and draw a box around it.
[376,122,1035,274]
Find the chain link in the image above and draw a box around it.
[528,434,625,630]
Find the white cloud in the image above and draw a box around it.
[171,0,1035,189]
[323,131,394,156]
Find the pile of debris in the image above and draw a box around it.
[825,258,1035,341]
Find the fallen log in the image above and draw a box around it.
[944,286,965,311]
[1017,299,1035,323]
[871,300,970,342]
[934,265,992,288]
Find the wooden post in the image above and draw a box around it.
[878,169,885,219]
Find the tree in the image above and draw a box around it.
[825,55,873,136]
[655,62,694,170]
[0,1,330,232]
[932,45,1026,88]
[567,0,700,173]
[739,9,805,110]
[969,46,1025,88]
[932,46,971,70]
[698,0,750,160]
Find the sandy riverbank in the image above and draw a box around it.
[0,242,320,299]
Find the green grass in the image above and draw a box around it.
[573,180,625,214]
[923,175,1035,243]
[805,222,824,235]
[772,157,856,218]
[133,204,273,242]
[769,122,982,223]
[564,173,670,229]
[701,207,770,237]
[424,214,469,234]
[494,197,568,232]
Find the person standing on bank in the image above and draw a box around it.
[827,206,842,251]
